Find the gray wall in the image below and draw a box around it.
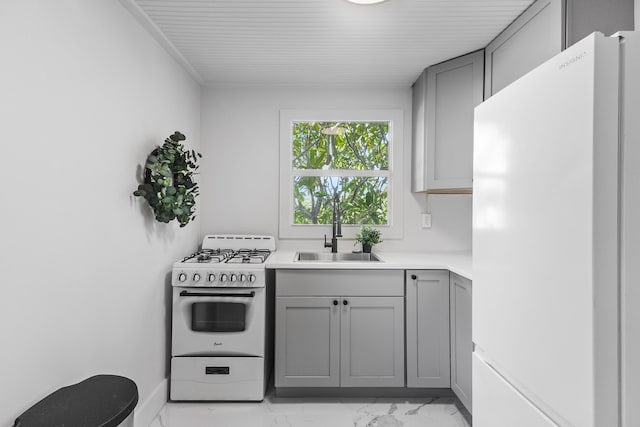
[0,2,201,425]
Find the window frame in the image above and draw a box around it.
[279,109,404,240]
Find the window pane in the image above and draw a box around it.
[292,122,389,171]
[293,176,388,225]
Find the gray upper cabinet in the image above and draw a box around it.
[412,0,633,193]
[566,0,634,47]
[450,272,472,413]
[406,270,451,388]
[411,71,427,192]
[485,0,564,98]
[485,0,634,99]
[412,50,484,193]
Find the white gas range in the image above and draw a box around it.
[170,234,275,401]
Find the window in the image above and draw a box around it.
[279,110,403,239]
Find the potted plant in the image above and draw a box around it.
[133,131,202,227]
[355,226,382,253]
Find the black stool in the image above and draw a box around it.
[14,374,138,427]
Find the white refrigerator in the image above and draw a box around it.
[473,31,640,427]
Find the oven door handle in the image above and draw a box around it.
[179,290,256,298]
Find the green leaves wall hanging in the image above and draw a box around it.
[133,131,202,227]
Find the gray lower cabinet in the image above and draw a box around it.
[406,270,451,388]
[275,270,405,388]
[450,272,472,413]
[340,296,404,387]
[275,297,340,387]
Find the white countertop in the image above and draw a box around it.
[266,250,472,280]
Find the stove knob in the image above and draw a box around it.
[239,274,247,283]
[178,273,187,282]
[220,273,228,283]
[208,273,216,283]
[248,274,256,283]
[230,274,237,283]
[193,273,201,282]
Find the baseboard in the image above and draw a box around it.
[274,387,454,398]
[134,379,167,427]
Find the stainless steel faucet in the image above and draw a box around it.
[324,195,342,253]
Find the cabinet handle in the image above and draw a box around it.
[343,300,349,306]
[333,300,338,306]
[411,274,417,280]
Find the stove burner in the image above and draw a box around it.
[182,249,271,264]
[182,248,235,263]
[224,249,271,264]
[181,248,271,264]
[197,253,211,262]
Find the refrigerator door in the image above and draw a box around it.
[473,354,558,427]
[473,33,620,427]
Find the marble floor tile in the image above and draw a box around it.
[149,392,472,427]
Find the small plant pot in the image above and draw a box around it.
[362,243,372,253]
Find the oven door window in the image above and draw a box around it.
[191,302,246,332]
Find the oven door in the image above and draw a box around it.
[172,286,265,357]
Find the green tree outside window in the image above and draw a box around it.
[291,121,389,225]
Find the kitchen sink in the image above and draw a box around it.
[295,252,381,262]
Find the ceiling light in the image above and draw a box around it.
[346,0,388,4]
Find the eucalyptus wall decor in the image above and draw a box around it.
[133,131,202,227]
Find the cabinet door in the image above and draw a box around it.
[566,0,634,47]
[450,273,472,413]
[412,70,428,192]
[406,270,450,388]
[484,0,564,98]
[425,50,483,191]
[340,297,404,387]
[275,297,340,387]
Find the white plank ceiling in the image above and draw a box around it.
[129,0,534,86]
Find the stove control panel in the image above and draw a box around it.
[172,269,263,287]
